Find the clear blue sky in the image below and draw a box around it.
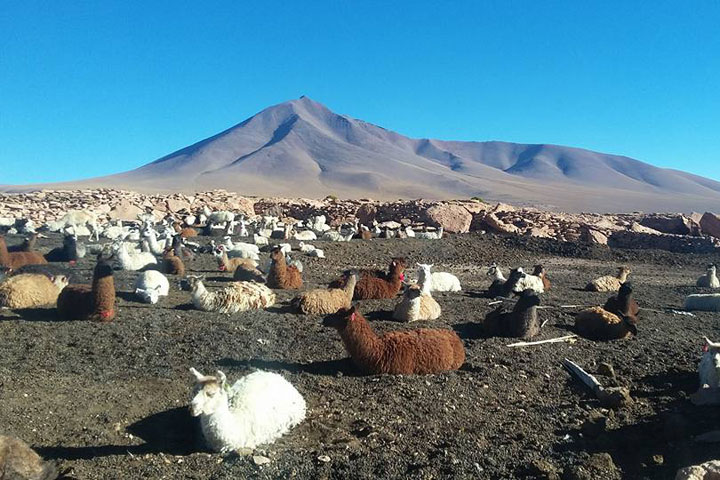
[1,1,719,184]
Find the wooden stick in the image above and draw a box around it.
[562,358,601,392]
[507,335,577,347]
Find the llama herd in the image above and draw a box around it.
[1,206,720,460]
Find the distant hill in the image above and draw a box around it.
[4,96,720,212]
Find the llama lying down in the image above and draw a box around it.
[189,368,306,452]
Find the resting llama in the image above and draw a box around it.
[392,284,442,322]
[56,258,116,322]
[134,270,170,304]
[292,272,358,315]
[324,306,464,375]
[185,275,275,313]
[697,265,720,289]
[189,368,306,452]
[511,267,544,294]
[112,241,157,271]
[585,266,631,292]
[699,337,720,389]
[0,273,69,309]
[684,294,720,312]
[416,263,461,293]
[481,289,541,339]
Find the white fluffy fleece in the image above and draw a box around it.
[189,277,275,313]
[134,270,170,304]
[700,338,720,389]
[512,267,545,294]
[190,369,307,452]
[416,263,461,293]
[112,241,157,271]
[685,293,720,312]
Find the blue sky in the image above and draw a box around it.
[1,1,719,184]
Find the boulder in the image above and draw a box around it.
[166,198,192,213]
[424,204,472,233]
[676,460,720,480]
[581,228,608,246]
[229,196,256,217]
[701,212,720,239]
[640,214,701,236]
[483,213,520,234]
[108,201,144,222]
[356,204,377,226]
[0,435,58,480]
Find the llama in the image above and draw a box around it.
[603,282,639,321]
[293,230,317,241]
[684,294,720,312]
[56,258,116,322]
[57,210,99,241]
[112,241,157,271]
[575,307,637,341]
[185,275,275,313]
[222,237,260,261]
[481,289,541,339]
[487,263,508,298]
[267,247,303,289]
[489,268,526,298]
[162,249,185,276]
[699,337,720,389]
[323,306,465,374]
[6,233,38,253]
[351,258,406,300]
[697,265,720,289]
[392,284,442,322]
[0,235,47,270]
[585,266,631,292]
[531,264,551,291]
[213,246,258,273]
[0,273,69,309]
[189,368,306,452]
[416,227,444,240]
[512,267,545,294]
[142,228,166,256]
[134,270,170,304]
[291,272,358,315]
[44,234,83,264]
[416,263,461,293]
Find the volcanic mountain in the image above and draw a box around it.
[6,96,720,212]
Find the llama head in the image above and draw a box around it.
[621,314,638,336]
[486,263,499,277]
[189,368,229,417]
[270,247,284,262]
[708,265,717,276]
[618,266,631,278]
[135,285,162,304]
[516,289,541,309]
[619,282,634,296]
[404,284,423,299]
[51,275,70,290]
[323,305,358,329]
[93,259,114,279]
[532,264,545,276]
[183,275,205,292]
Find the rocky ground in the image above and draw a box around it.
[1,231,720,479]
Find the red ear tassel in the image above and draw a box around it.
[400,273,405,281]
[69,260,76,266]
[703,344,709,352]
[350,312,356,321]
[218,265,226,271]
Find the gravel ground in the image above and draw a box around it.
[1,232,720,480]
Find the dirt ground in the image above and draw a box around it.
[1,232,720,480]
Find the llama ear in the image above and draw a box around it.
[189,367,204,382]
[216,371,227,385]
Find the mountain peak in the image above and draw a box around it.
[19,98,720,213]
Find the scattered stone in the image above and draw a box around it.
[597,363,615,378]
[424,204,472,233]
[0,435,58,480]
[597,387,633,409]
[252,455,271,466]
[675,460,720,480]
[582,410,608,437]
[701,212,720,239]
[317,455,331,463]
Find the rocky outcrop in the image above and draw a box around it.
[676,460,720,480]
[701,212,720,239]
[0,189,718,253]
[424,204,473,233]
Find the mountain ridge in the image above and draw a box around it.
[3,96,720,213]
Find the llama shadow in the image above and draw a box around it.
[174,303,195,311]
[205,276,233,283]
[463,290,493,299]
[363,309,395,322]
[116,291,142,303]
[0,307,62,322]
[452,321,482,340]
[218,357,359,377]
[266,304,296,314]
[35,406,202,460]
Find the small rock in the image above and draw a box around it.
[597,363,616,378]
[253,455,271,466]
[317,455,331,463]
[597,387,633,409]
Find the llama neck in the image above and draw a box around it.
[618,271,629,282]
[406,295,422,318]
[193,282,209,304]
[201,395,246,451]
[418,271,432,295]
[272,256,287,275]
[343,277,358,299]
[616,293,633,316]
[92,274,115,317]
[0,238,9,267]
[339,315,383,367]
